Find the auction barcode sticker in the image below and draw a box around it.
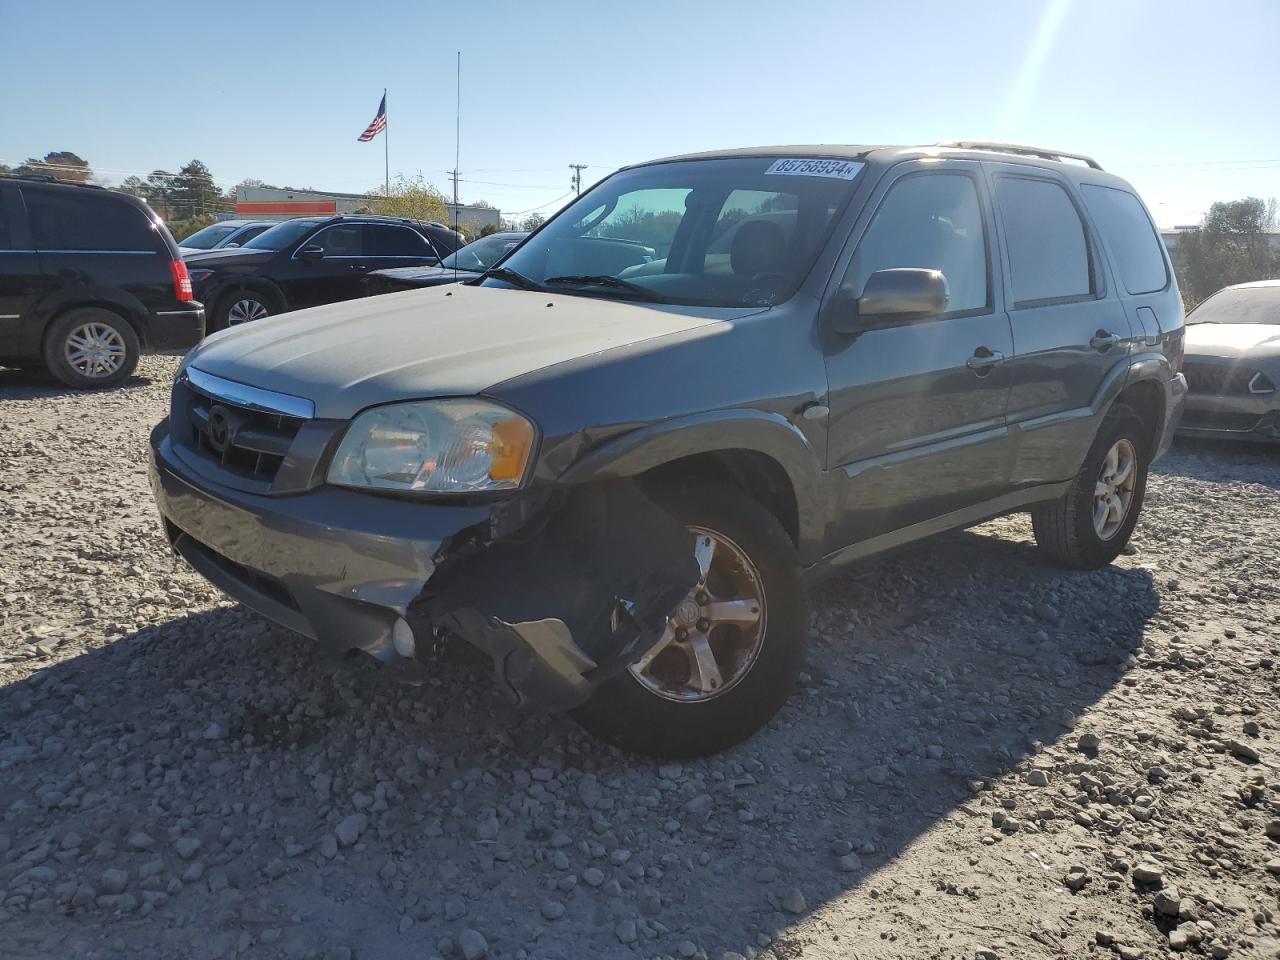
[764,158,864,180]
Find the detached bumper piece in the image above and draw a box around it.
[416,482,699,712]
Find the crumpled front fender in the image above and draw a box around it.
[412,481,698,712]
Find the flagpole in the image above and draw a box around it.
[383,88,390,197]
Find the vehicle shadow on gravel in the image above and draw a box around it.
[0,525,1158,960]
[0,365,158,399]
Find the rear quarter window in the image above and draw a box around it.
[1080,184,1168,295]
[993,176,1093,306]
[25,189,159,252]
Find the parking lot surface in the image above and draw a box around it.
[2,356,1278,960]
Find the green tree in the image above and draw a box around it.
[171,160,223,219]
[520,212,547,232]
[1176,197,1280,307]
[0,163,11,176]
[15,151,92,182]
[365,174,448,223]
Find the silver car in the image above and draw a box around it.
[1179,279,1280,443]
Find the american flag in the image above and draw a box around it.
[357,94,387,142]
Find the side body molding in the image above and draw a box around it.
[558,408,827,564]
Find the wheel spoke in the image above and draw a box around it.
[1112,455,1133,488]
[683,632,723,694]
[703,598,761,625]
[631,622,676,676]
[1103,445,1118,480]
[692,535,716,582]
[1093,498,1109,531]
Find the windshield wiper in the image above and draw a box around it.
[544,274,666,302]
[476,266,542,291]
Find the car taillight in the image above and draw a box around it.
[170,259,193,302]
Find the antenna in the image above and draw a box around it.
[453,51,460,281]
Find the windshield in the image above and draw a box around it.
[494,157,864,307]
[180,223,238,249]
[1188,285,1280,324]
[242,218,322,251]
[441,234,524,271]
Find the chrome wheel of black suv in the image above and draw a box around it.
[43,307,140,389]
[573,486,807,758]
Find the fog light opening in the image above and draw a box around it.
[392,617,416,658]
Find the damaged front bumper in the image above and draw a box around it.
[148,420,696,712]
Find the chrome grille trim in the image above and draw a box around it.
[181,366,315,419]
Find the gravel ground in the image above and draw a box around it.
[2,355,1279,960]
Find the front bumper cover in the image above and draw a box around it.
[149,420,697,711]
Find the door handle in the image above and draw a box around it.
[966,347,1005,375]
[1089,330,1120,351]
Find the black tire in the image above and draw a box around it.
[572,485,808,758]
[210,286,280,332]
[42,307,140,389]
[1031,403,1149,569]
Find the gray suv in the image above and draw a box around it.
[149,142,1186,757]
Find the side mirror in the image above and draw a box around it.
[828,268,950,334]
[224,242,240,249]
[297,245,324,262]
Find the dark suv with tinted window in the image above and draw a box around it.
[185,215,463,331]
[150,142,1186,757]
[0,175,203,388]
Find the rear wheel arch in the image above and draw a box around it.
[1112,377,1164,456]
[211,280,285,330]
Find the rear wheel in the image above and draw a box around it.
[42,307,140,389]
[1031,404,1149,569]
[572,485,807,757]
[211,287,279,332]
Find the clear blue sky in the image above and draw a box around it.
[3,0,1278,227]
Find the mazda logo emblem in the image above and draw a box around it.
[206,405,236,454]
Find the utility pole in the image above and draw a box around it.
[569,164,587,196]
[448,169,460,216]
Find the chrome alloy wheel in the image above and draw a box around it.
[228,298,270,325]
[628,526,767,702]
[1093,438,1137,540]
[64,322,127,379]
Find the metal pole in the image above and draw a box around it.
[454,52,461,235]
[384,88,390,197]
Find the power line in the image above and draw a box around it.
[569,164,588,196]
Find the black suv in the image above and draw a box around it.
[0,175,204,388]
[151,142,1186,757]
[185,216,463,331]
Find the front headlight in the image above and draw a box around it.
[327,399,536,494]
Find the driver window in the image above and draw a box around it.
[844,174,988,314]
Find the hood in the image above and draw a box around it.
[372,265,478,285]
[1184,322,1280,359]
[183,247,274,266]
[187,283,753,419]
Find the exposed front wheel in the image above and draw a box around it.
[42,308,140,389]
[211,288,279,332]
[1031,404,1149,569]
[573,486,808,757]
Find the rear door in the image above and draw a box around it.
[365,223,440,267]
[0,185,46,358]
[821,161,1015,547]
[985,164,1133,487]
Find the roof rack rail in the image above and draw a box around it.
[0,172,107,189]
[936,140,1103,170]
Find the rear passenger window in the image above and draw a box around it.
[24,190,158,252]
[845,173,989,314]
[994,177,1092,306]
[367,224,432,257]
[1080,185,1168,295]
